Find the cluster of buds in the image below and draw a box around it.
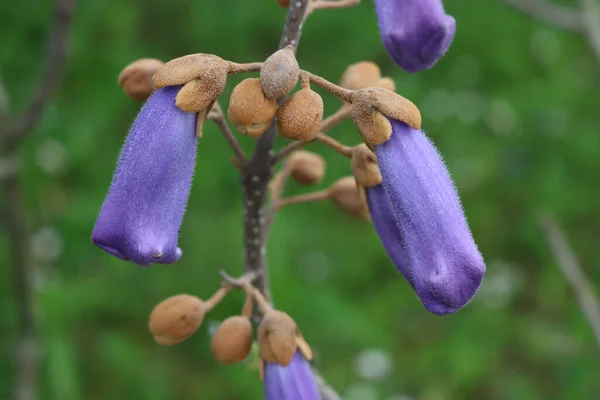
[117,46,420,148]
[147,278,313,374]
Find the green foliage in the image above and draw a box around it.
[1,0,600,399]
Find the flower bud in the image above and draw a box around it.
[258,311,298,366]
[375,77,396,92]
[148,294,205,346]
[352,144,382,187]
[211,316,253,365]
[260,46,300,99]
[277,87,323,141]
[277,0,290,6]
[328,177,370,219]
[227,78,277,138]
[287,150,326,185]
[339,61,381,90]
[118,58,164,101]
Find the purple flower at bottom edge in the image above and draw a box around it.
[264,351,320,400]
[374,0,456,73]
[91,86,197,266]
[366,119,485,315]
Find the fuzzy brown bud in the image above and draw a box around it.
[260,46,300,99]
[375,77,396,92]
[277,0,290,7]
[328,177,370,219]
[339,61,381,91]
[287,150,326,185]
[352,144,382,187]
[227,78,277,138]
[277,87,324,141]
[118,58,164,101]
[148,294,205,346]
[210,316,253,365]
[258,311,298,366]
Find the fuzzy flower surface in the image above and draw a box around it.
[264,351,320,400]
[92,86,197,266]
[374,0,456,73]
[366,119,485,315]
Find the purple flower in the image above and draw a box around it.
[264,351,320,400]
[374,0,456,73]
[92,86,197,266]
[366,119,485,315]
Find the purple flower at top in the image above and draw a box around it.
[374,0,456,73]
[366,119,485,315]
[264,351,320,400]
[92,86,197,266]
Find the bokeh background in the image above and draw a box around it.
[2,0,600,399]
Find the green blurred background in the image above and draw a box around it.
[2,0,600,399]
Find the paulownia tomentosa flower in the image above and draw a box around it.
[362,119,485,315]
[91,85,197,266]
[374,0,456,73]
[264,350,319,400]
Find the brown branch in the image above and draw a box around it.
[209,103,248,165]
[0,2,75,400]
[240,0,312,306]
[499,0,583,31]
[578,0,600,68]
[4,0,76,153]
[539,214,600,349]
[274,190,330,210]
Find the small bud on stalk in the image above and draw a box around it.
[277,83,324,141]
[260,46,300,99]
[287,150,326,185]
[118,58,164,101]
[352,144,382,187]
[211,316,254,365]
[228,78,277,138]
[328,177,370,219]
[339,61,381,91]
[148,294,205,346]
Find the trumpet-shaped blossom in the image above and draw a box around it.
[264,351,320,400]
[92,85,197,266]
[366,119,485,315]
[374,0,456,73]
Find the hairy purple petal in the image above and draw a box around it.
[366,119,485,315]
[374,0,456,73]
[92,86,197,266]
[264,351,320,400]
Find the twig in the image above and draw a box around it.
[240,0,312,305]
[313,369,344,400]
[539,214,600,349]
[274,190,330,210]
[499,0,583,31]
[273,106,352,162]
[315,134,353,158]
[209,103,248,165]
[0,2,75,400]
[4,0,76,153]
[578,0,600,68]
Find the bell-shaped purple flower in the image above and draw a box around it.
[92,86,197,266]
[374,0,456,73]
[366,119,485,315]
[264,351,320,400]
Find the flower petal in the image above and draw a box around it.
[374,0,456,73]
[367,119,485,315]
[92,86,197,266]
[264,351,320,400]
